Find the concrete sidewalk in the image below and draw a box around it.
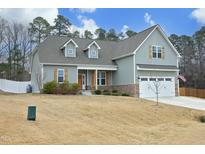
[146,96,205,111]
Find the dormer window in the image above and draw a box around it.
[65,48,75,57]
[68,48,74,54]
[61,39,78,58]
[91,49,97,58]
[89,46,98,58]
[84,41,101,59]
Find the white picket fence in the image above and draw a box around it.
[0,78,31,93]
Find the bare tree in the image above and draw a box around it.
[10,22,23,80]
[193,27,205,88]
[1,19,33,81]
[147,77,163,106]
[152,80,161,105]
[0,17,7,58]
[20,26,33,73]
[4,22,13,79]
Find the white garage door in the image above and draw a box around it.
[139,76,175,98]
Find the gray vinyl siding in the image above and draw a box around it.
[31,51,42,92]
[43,65,78,84]
[112,55,134,85]
[135,29,178,66]
[134,28,179,84]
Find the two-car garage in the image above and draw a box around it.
[139,76,175,98]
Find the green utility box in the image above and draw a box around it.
[27,106,36,121]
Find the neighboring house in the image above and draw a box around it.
[30,24,181,98]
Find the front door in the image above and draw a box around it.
[82,74,86,90]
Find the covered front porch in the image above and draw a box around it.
[77,65,117,90]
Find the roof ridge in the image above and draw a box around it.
[119,24,158,42]
[48,24,159,43]
[49,35,119,43]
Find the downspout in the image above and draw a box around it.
[41,63,44,89]
[177,56,180,96]
[86,70,88,90]
[133,53,136,84]
[95,69,98,90]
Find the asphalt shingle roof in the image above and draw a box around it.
[36,25,158,66]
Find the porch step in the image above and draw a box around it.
[82,90,93,96]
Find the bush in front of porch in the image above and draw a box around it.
[95,90,101,95]
[43,80,80,95]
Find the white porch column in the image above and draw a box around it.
[86,70,89,90]
[95,69,98,90]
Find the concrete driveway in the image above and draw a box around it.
[146,96,205,111]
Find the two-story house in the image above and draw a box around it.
[30,24,181,98]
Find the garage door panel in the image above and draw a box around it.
[140,81,156,98]
[139,76,175,98]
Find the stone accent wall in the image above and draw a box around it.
[97,86,111,91]
[175,82,179,96]
[112,84,139,97]
[97,84,139,97]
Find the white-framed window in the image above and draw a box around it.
[97,71,105,86]
[165,78,172,81]
[152,45,162,59]
[68,48,74,55]
[141,78,148,81]
[58,69,64,83]
[158,78,164,81]
[65,47,76,57]
[149,78,157,81]
[91,49,97,57]
[89,48,98,58]
[88,44,98,59]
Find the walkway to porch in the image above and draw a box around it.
[81,90,92,96]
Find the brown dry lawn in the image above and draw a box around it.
[0,93,205,144]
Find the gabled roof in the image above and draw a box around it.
[37,36,117,66]
[111,25,158,59]
[83,41,101,50]
[35,24,180,66]
[60,39,78,49]
[112,24,181,60]
[153,25,181,57]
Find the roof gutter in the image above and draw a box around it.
[41,62,117,68]
[112,52,134,60]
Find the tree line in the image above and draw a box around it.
[28,15,137,43]
[0,15,137,81]
[0,17,32,81]
[169,27,205,89]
